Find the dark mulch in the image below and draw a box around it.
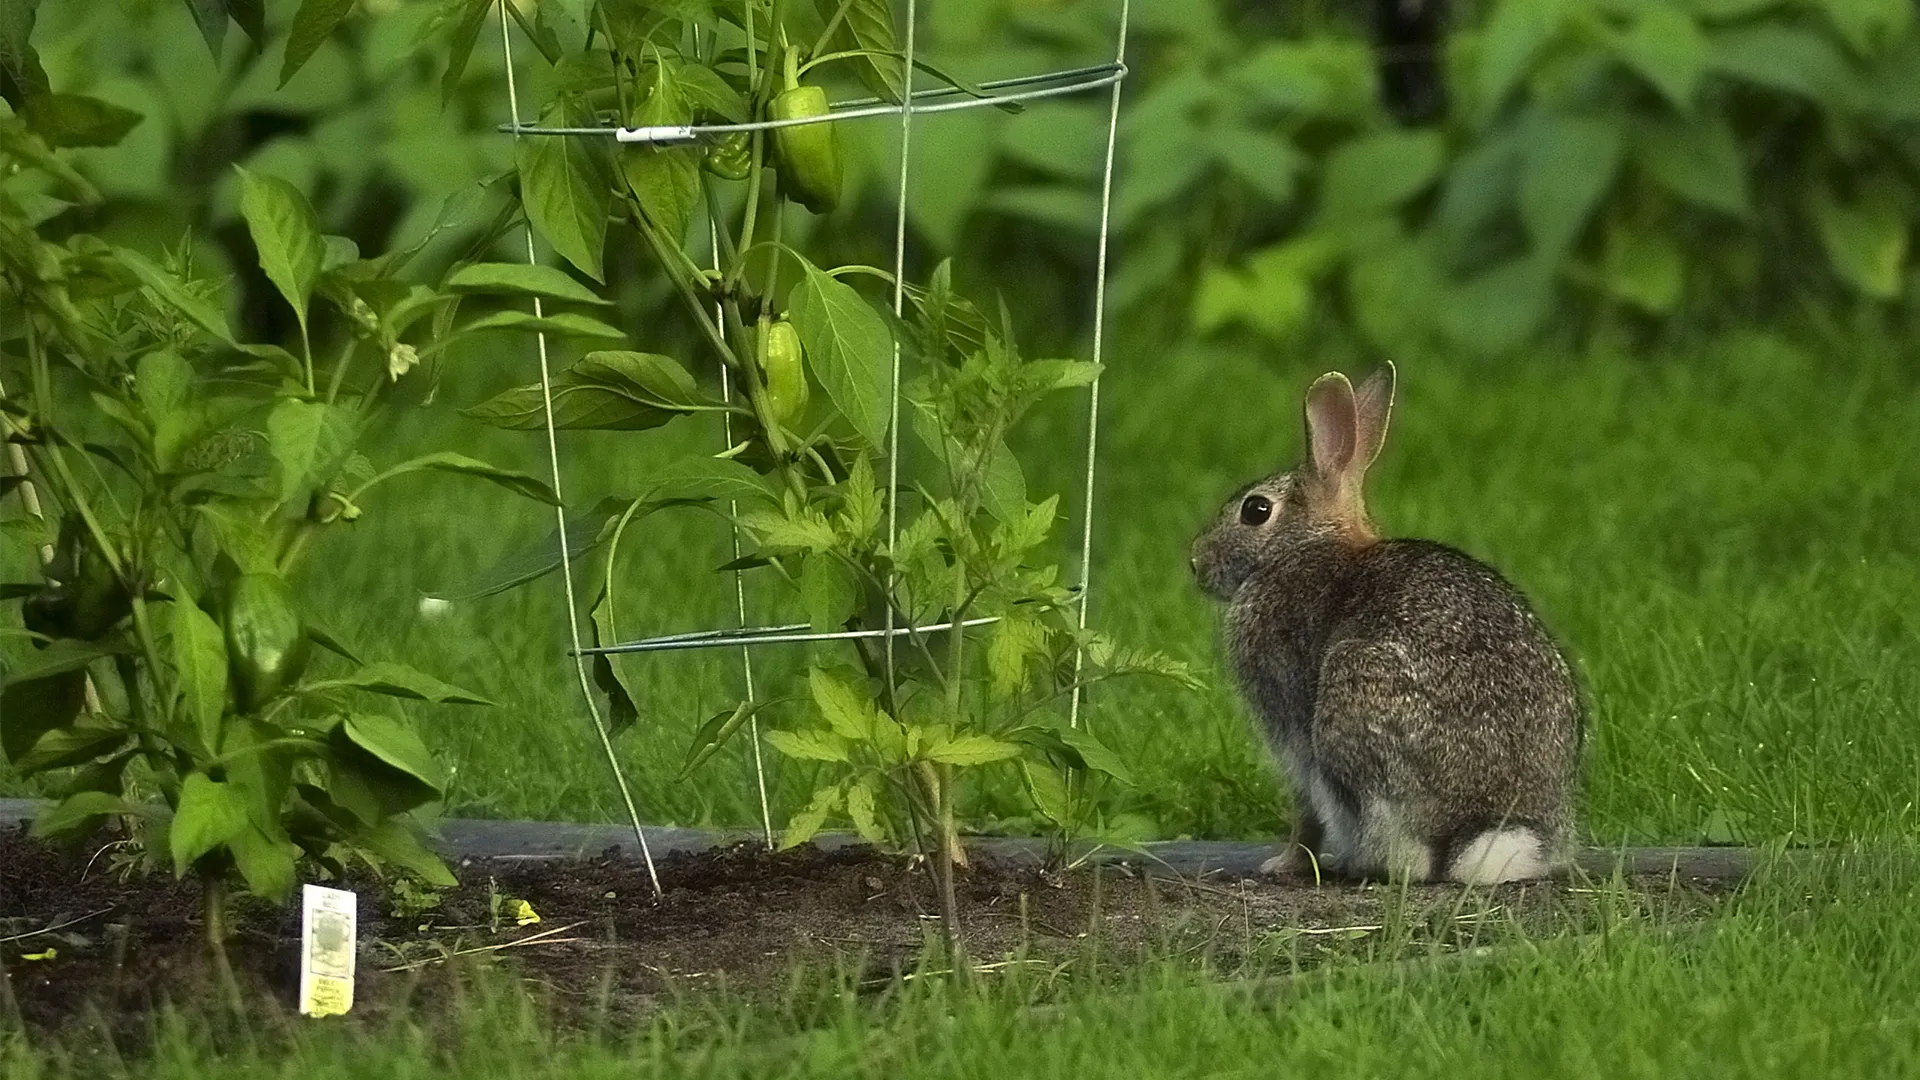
[2,823,1740,1046]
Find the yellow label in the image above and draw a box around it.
[508,899,541,926]
[303,975,353,1018]
[300,884,357,1018]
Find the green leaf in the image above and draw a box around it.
[846,774,885,844]
[987,614,1048,700]
[800,555,858,634]
[171,773,250,876]
[641,455,779,507]
[444,262,611,305]
[422,509,614,602]
[172,600,230,755]
[1316,131,1447,226]
[1705,24,1855,101]
[921,733,1023,766]
[788,259,894,447]
[22,93,144,148]
[2,643,114,761]
[981,438,1028,524]
[9,726,129,776]
[438,0,495,103]
[1477,0,1571,112]
[622,57,701,243]
[1817,0,1912,57]
[1632,113,1750,217]
[1059,726,1134,786]
[135,350,194,462]
[356,819,456,886]
[229,0,264,41]
[30,791,129,841]
[282,0,356,86]
[839,454,885,541]
[740,508,838,553]
[570,351,715,410]
[267,399,359,505]
[765,728,852,763]
[674,60,748,121]
[812,0,905,103]
[1599,222,1685,314]
[516,97,613,281]
[1519,110,1623,255]
[115,248,234,345]
[306,621,361,663]
[0,0,50,109]
[1610,4,1708,109]
[236,167,325,332]
[458,309,628,340]
[1438,254,1557,355]
[369,452,561,505]
[309,662,495,706]
[921,730,1029,764]
[1211,127,1304,204]
[808,668,876,741]
[180,0,229,55]
[465,383,686,431]
[340,713,446,789]
[678,699,758,780]
[779,784,841,851]
[229,823,300,902]
[1810,181,1909,299]
[1022,762,1071,826]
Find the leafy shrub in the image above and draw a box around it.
[416,0,1197,932]
[1178,0,1920,354]
[0,95,563,951]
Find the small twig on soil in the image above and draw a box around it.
[377,923,588,973]
[875,957,1057,986]
[0,907,115,945]
[80,841,130,882]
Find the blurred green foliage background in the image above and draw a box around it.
[23,0,1920,362]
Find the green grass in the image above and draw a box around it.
[12,326,1917,847]
[225,325,1920,848]
[8,327,1920,1076]
[10,853,1920,1077]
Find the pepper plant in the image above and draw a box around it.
[0,102,576,964]
[438,0,1197,934]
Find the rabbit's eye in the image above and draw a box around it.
[1240,495,1273,526]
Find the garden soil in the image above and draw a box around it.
[2,824,1737,1046]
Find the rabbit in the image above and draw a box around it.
[1190,362,1583,884]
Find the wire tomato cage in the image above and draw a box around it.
[494,0,1132,897]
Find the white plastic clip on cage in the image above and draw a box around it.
[495,0,1131,898]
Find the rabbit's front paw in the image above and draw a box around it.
[1259,844,1329,879]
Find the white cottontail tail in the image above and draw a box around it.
[1190,363,1583,883]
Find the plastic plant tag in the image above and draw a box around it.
[299,884,357,1017]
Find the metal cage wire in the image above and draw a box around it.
[496,0,1132,897]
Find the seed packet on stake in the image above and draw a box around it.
[300,884,356,1017]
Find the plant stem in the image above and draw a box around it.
[300,322,315,396]
[203,873,244,1015]
[809,0,857,60]
[632,210,740,370]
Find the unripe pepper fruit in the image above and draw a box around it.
[703,130,754,181]
[769,49,843,215]
[223,573,311,713]
[761,316,810,426]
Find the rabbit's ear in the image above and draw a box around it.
[1353,361,1396,470]
[1304,372,1359,480]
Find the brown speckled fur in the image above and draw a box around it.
[1190,364,1584,882]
